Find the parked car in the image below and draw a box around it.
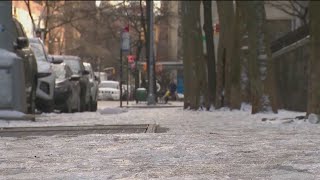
[29,38,55,112]
[98,81,120,101]
[10,18,38,114]
[51,61,81,113]
[60,56,90,111]
[83,62,99,111]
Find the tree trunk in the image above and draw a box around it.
[307,1,320,115]
[246,1,277,114]
[238,1,250,105]
[229,1,242,110]
[203,0,216,109]
[189,1,200,110]
[181,1,204,110]
[181,1,191,109]
[216,1,234,108]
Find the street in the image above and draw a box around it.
[1,101,320,179]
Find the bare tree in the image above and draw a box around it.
[23,0,37,36]
[307,1,320,117]
[203,0,216,110]
[265,1,309,25]
[216,1,235,108]
[229,1,242,110]
[181,1,207,110]
[245,0,278,114]
[181,1,192,109]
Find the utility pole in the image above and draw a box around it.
[120,48,123,107]
[120,26,130,107]
[147,0,156,105]
[0,1,13,51]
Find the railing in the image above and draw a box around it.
[270,24,309,53]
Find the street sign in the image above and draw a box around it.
[121,31,130,51]
[127,55,135,63]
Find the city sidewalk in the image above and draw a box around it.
[1,102,320,179]
[122,101,184,108]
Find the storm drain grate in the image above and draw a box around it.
[0,124,157,137]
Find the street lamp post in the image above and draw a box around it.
[120,26,130,107]
[147,0,156,105]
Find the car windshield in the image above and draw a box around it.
[30,43,47,61]
[99,82,119,89]
[64,59,80,74]
[52,65,66,80]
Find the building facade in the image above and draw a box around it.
[12,1,44,37]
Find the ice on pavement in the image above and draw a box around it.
[1,101,320,179]
[98,107,128,115]
[0,101,311,131]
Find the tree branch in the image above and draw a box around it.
[24,0,36,34]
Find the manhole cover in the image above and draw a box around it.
[0,124,157,137]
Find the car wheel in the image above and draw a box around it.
[28,85,36,114]
[63,96,72,113]
[87,97,93,112]
[76,94,81,112]
[42,100,54,113]
[80,93,86,112]
[91,98,97,112]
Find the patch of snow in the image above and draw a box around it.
[0,110,24,119]
[98,107,128,115]
[308,113,320,124]
[177,93,184,99]
[0,120,10,126]
[217,106,230,111]
[258,54,267,60]
[261,94,272,112]
[260,66,267,80]
[240,103,252,111]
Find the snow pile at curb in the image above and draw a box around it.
[99,108,128,115]
[0,110,24,119]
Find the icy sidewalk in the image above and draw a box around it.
[122,100,184,108]
[0,101,314,131]
[1,101,320,179]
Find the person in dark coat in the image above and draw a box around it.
[169,81,177,95]
[163,80,177,103]
[140,78,147,90]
